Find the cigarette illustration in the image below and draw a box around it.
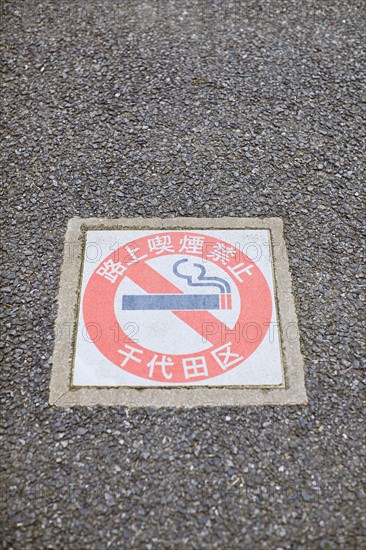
[122,259,232,311]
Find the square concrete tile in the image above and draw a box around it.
[49,217,307,407]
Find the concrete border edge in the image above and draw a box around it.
[49,217,307,408]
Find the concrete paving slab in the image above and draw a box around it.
[49,217,307,406]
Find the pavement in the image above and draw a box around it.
[1,0,365,548]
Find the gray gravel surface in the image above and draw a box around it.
[1,0,365,548]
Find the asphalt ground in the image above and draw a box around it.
[1,0,365,548]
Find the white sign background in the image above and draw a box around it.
[73,230,284,387]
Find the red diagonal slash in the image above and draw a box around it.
[127,262,233,348]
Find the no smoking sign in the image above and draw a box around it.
[50,218,307,406]
[75,229,283,387]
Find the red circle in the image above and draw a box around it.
[82,232,272,383]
